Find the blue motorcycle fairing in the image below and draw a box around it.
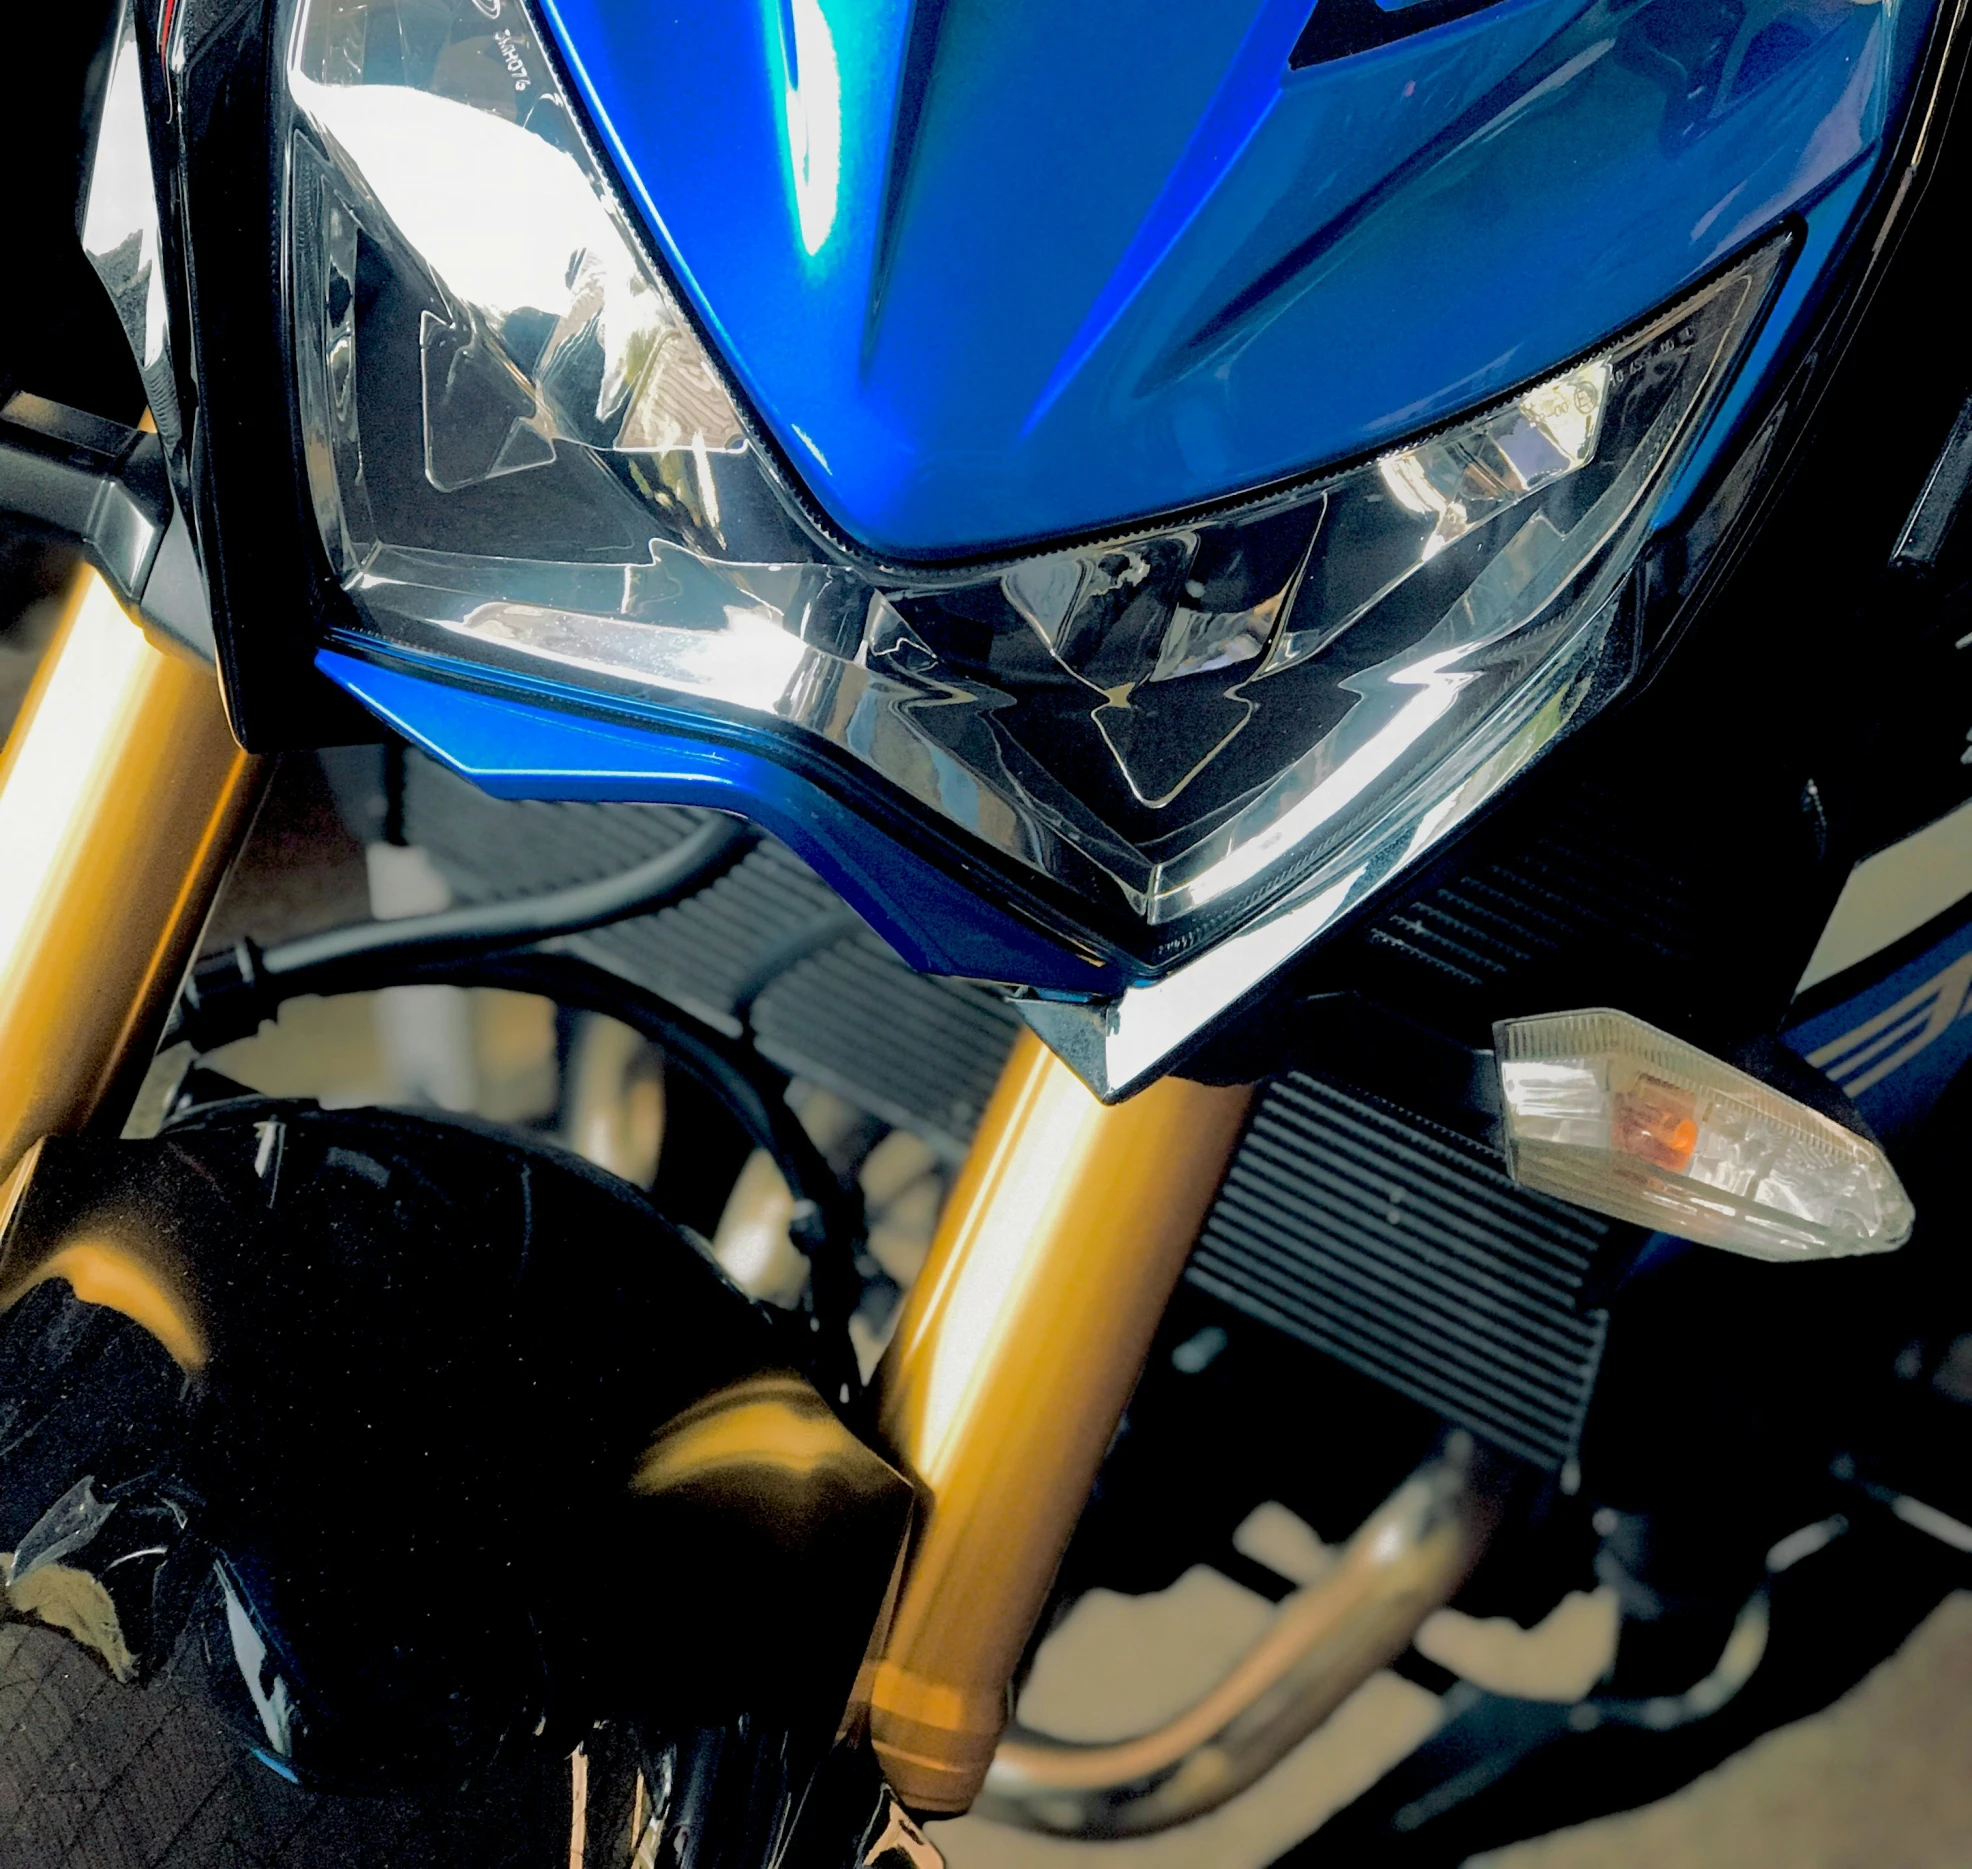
[317,648,1131,993]
[538,0,1929,560]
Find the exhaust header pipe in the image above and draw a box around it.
[977,1436,1500,1839]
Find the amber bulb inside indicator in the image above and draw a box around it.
[1610,1074,1700,1173]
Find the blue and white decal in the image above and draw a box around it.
[1787,797,1972,1135]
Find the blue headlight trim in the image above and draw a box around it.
[536,0,1935,559]
[316,649,1126,993]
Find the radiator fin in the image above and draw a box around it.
[1189,1073,1612,1469]
[401,758,1019,1155]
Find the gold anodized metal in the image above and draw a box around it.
[0,565,264,1177]
[870,1030,1253,1813]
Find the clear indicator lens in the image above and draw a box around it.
[1496,1009,1915,1263]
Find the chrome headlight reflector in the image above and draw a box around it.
[287,0,1783,978]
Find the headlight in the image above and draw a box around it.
[287,0,1781,983]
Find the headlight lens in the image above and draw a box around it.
[287,0,1782,962]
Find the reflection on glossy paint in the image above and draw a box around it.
[83,22,169,371]
[780,0,843,257]
[536,0,1929,555]
[1,1237,209,1373]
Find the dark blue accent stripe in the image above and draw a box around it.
[316,649,1117,994]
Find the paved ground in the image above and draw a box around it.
[1477,1592,1972,1869]
[931,1568,1972,1869]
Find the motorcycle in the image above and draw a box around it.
[2,0,1971,1860]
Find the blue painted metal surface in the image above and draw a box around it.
[1785,910,1972,1141]
[539,0,1934,558]
[317,649,1125,993]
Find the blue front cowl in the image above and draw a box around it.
[538,0,1930,561]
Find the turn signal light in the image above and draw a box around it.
[1495,1010,1914,1263]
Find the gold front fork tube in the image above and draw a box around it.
[0,566,265,1178]
[870,1031,1252,1813]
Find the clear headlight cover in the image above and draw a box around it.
[286,0,1782,961]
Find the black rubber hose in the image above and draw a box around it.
[267,814,755,984]
[206,946,863,1399]
[416,950,867,1403]
[728,909,865,1033]
[428,951,840,1193]
[185,939,865,1400]
[163,818,866,1395]
[170,815,755,1052]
